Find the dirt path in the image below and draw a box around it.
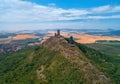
[36,65,46,80]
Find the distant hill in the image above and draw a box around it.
[0,33,16,38]
[86,30,120,36]
[1,36,119,84]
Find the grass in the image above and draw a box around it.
[0,38,120,84]
[86,40,120,56]
[96,40,120,46]
[0,46,84,84]
[76,42,120,84]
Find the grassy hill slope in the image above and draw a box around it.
[76,42,120,84]
[0,37,113,84]
[86,42,120,56]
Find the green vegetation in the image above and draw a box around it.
[0,46,83,84]
[76,42,120,84]
[0,37,120,84]
[43,37,112,84]
[96,40,120,45]
[0,33,16,38]
[86,40,120,56]
[11,38,40,45]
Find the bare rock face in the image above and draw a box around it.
[43,36,111,84]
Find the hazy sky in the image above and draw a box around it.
[0,0,120,31]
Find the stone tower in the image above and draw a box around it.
[57,29,60,36]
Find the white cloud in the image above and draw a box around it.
[0,0,120,30]
[91,5,111,12]
[87,15,120,19]
[112,6,120,12]
[91,5,120,13]
[48,3,56,7]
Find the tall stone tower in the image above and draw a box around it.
[57,29,60,36]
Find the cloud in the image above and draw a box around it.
[91,5,111,13]
[0,0,120,30]
[1,0,120,23]
[91,5,120,13]
[112,6,120,12]
[87,15,120,19]
[48,3,56,7]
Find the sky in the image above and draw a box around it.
[0,0,120,31]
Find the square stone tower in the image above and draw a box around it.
[57,29,60,36]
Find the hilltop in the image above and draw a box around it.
[0,35,114,84]
[43,36,111,83]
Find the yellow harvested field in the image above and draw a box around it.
[72,34,120,44]
[13,34,39,40]
[48,31,120,44]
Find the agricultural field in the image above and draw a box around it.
[86,40,120,56]
[96,40,120,45]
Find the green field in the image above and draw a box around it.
[87,40,120,56]
[11,38,40,45]
[96,40,120,45]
